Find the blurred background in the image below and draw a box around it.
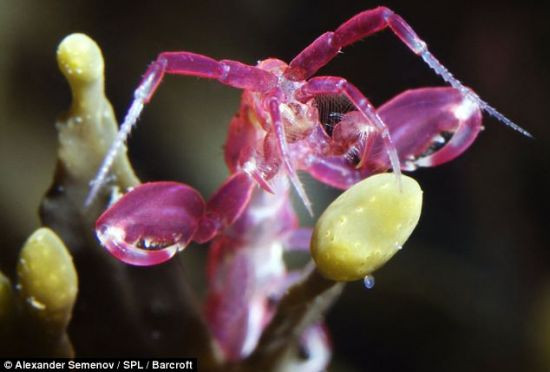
[0,0,548,370]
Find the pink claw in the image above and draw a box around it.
[376,87,483,170]
[95,182,205,266]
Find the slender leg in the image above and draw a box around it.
[285,7,422,81]
[296,76,402,179]
[284,7,529,138]
[266,97,313,215]
[85,52,277,206]
[142,52,278,102]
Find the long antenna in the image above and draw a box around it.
[420,50,532,138]
[84,73,155,207]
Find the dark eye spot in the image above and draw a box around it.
[419,131,453,158]
[266,295,278,309]
[137,238,174,251]
[347,149,361,166]
[297,343,310,360]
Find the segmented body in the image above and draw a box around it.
[204,177,302,360]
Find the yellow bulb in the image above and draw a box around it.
[311,173,423,281]
[57,33,103,84]
[17,228,78,329]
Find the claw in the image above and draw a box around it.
[377,87,483,169]
[95,182,205,266]
[96,173,256,264]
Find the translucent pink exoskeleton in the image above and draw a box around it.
[88,7,530,363]
[91,6,529,264]
[202,177,318,360]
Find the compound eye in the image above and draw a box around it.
[313,94,355,136]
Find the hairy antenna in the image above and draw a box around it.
[420,50,532,138]
[84,73,155,207]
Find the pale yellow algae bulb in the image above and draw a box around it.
[55,33,138,200]
[57,33,103,85]
[311,173,423,281]
[17,228,78,333]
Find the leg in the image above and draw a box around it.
[304,155,363,189]
[296,76,402,181]
[85,52,277,206]
[285,7,425,81]
[194,172,255,243]
[266,97,313,215]
[284,7,529,138]
[142,52,278,103]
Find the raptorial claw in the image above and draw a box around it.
[96,182,205,266]
[96,173,256,265]
[302,87,483,188]
[377,87,483,170]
